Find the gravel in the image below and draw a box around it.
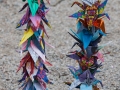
[0,0,120,90]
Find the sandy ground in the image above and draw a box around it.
[0,0,120,90]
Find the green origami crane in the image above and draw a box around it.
[28,0,39,16]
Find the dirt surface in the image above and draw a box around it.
[0,0,120,90]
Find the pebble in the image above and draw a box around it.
[0,0,120,90]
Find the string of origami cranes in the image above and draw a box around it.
[16,0,109,90]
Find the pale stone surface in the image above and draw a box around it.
[49,0,64,6]
[0,0,120,90]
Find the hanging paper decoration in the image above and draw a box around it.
[65,0,109,90]
[16,0,52,90]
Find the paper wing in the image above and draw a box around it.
[98,0,108,14]
[69,10,85,19]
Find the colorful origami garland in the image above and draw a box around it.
[65,0,109,90]
[16,0,52,90]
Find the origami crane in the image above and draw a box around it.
[70,0,110,31]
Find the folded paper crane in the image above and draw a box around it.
[16,0,52,90]
[65,0,109,90]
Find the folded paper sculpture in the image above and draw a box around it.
[65,0,110,90]
[16,0,52,90]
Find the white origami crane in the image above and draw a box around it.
[82,0,97,6]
